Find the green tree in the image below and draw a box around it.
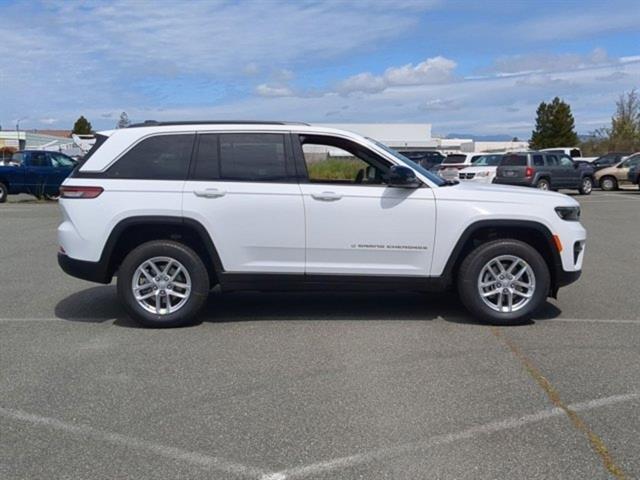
[116,111,130,129]
[608,89,640,152]
[72,116,93,135]
[530,97,578,149]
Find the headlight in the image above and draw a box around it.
[477,171,490,177]
[555,206,580,221]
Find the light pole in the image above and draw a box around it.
[15,117,27,150]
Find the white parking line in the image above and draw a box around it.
[552,318,640,325]
[0,406,266,478]
[263,392,640,479]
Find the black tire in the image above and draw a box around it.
[0,182,7,203]
[117,240,209,328]
[44,193,60,201]
[536,178,550,190]
[599,176,617,191]
[579,176,593,195]
[457,239,550,325]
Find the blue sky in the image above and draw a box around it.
[0,0,639,137]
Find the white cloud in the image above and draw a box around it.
[338,56,457,94]
[490,48,615,75]
[255,84,294,97]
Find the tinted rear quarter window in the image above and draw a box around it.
[501,155,527,166]
[107,134,194,179]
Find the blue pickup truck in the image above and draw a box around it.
[0,150,76,203]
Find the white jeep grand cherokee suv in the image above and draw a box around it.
[58,121,585,327]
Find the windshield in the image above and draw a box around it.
[369,139,446,186]
[473,154,503,166]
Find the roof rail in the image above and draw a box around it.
[127,120,310,128]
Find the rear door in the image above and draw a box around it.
[182,132,305,273]
[24,152,53,195]
[294,134,435,276]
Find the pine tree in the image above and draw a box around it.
[72,116,93,135]
[116,112,131,129]
[530,97,578,149]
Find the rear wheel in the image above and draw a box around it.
[44,193,60,201]
[457,239,550,325]
[579,176,593,195]
[0,182,7,203]
[117,240,209,327]
[599,176,617,191]
[536,178,550,190]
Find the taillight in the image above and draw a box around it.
[60,186,104,199]
[525,167,535,178]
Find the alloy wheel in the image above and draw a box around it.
[477,255,536,313]
[131,256,192,315]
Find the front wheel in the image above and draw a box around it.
[579,176,593,195]
[117,240,210,327]
[599,176,617,191]
[457,239,550,325]
[0,182,7,203]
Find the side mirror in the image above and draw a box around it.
[388,165,421,188]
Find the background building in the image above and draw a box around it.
[318,123,528,153]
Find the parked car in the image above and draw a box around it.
[57,121,585,327]
[591,152,630,171]
[0,150,76,203]
[494,151,594,194]
[627,163,640,188]
[457,154,503,183]
[438,153,484,181]
[397,150,445,172]
[594,153,640,191]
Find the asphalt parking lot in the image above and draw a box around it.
[1,190,639,480]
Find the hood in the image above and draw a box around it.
[435,180,578,206]
[595,164,625,178]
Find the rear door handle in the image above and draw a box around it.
[311,191,342,201]
[194,188,226,198]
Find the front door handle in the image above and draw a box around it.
[311,191,342,201]
[194,188,226,198]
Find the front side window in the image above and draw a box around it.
[559,156,574,168]
[108,134,194,180]
[50,153,75,168]
[301,136,389,184]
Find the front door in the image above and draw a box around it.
[557,155,580,188]
[182,132,305,273]
[294,134,436,277]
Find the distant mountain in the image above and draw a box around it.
[445,133,518,141]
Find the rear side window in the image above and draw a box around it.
[443,154,466,165]
[219,133,287,182]
[107,134,194,180]
[501,155,527,166]
[546,155,558,166]
[533,155,544,167]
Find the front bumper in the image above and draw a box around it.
[58,252,111,284]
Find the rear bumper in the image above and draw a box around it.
[493,178,533,187]
[58,252,111,284]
